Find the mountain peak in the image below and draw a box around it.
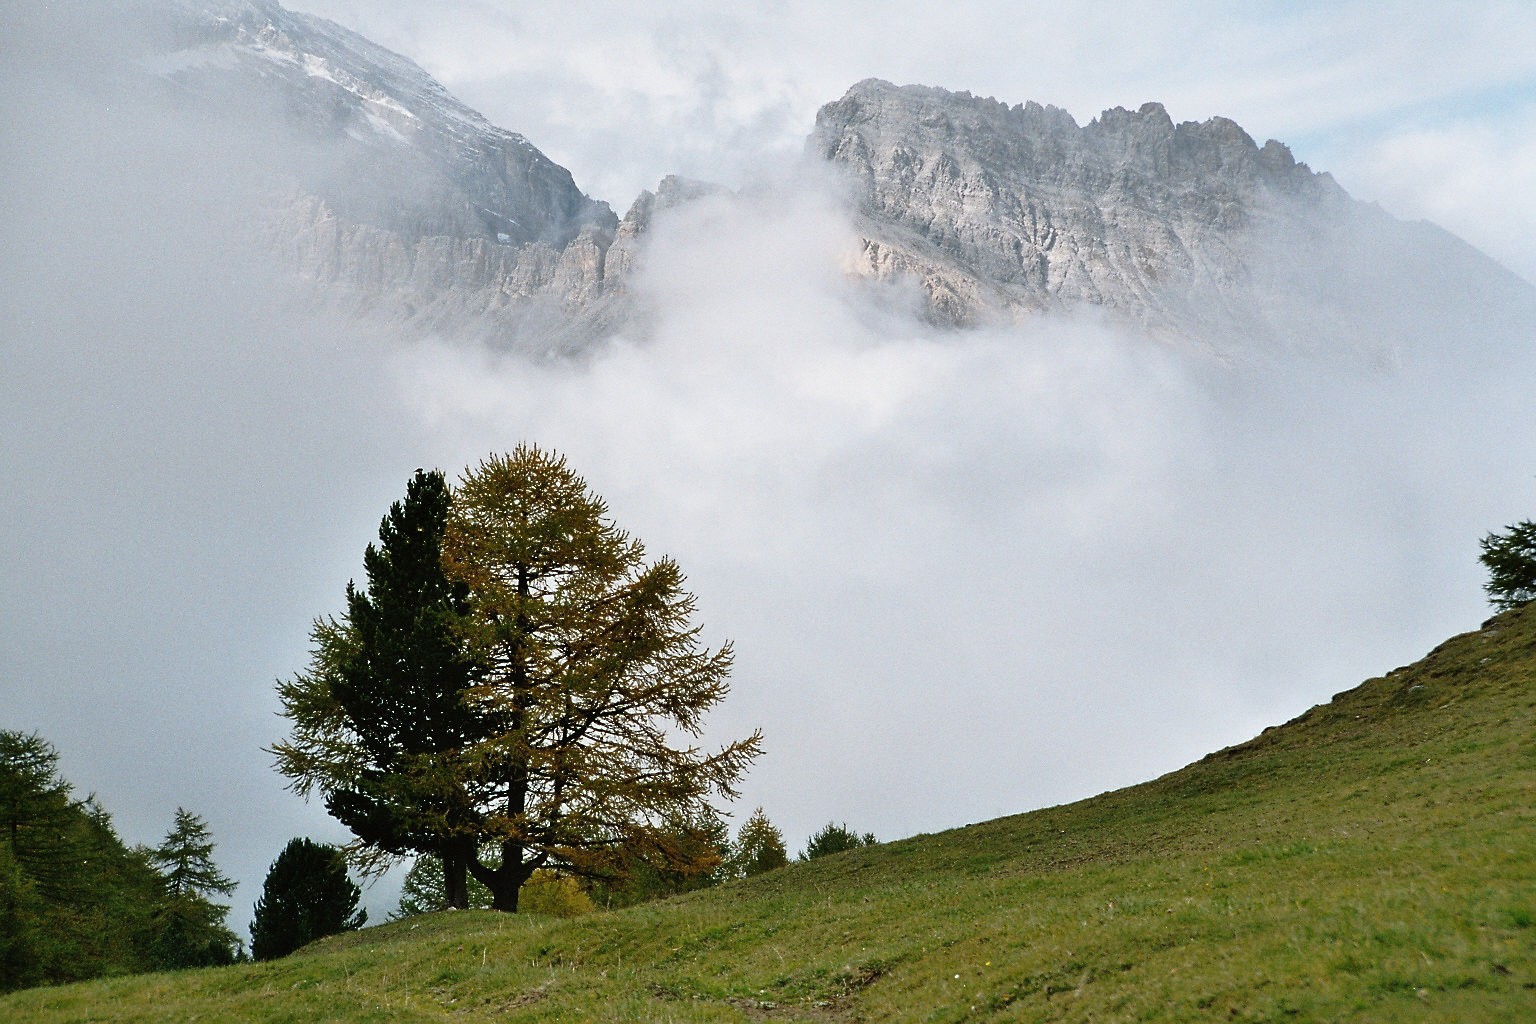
[809,80,1435,350]
[94,5,1535,359]
[140,0,612,249]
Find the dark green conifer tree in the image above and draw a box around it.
[274,469,481,906]
[800,822,877,860]
[1480,519,1536,610]
[0,732,167,989]
[249,838,365,960]
[0,731,80,905]
[0,839,43,991]
[71,800,162,974]
[148,808,239,969]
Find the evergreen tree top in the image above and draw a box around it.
[250,837,365,961]
[0,732,74,835]
[152,808,235,902]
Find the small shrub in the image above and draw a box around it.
[520,872,594,918]
[801,822,877,860]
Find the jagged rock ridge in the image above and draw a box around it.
[116,3,1534,357]
[811,79,1533,355]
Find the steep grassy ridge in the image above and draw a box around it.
[6,606,1534,1022]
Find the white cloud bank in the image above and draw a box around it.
[389,178,1536,847]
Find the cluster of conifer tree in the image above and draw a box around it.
[274,449,764,913]
[271,450,890,921]
[0,731,240,992]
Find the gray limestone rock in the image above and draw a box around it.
[145,0,613,248]
[132,0,630,351]
[809,79,1533,358]
[107,2,1534,359]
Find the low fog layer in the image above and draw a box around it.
[5,4,1535,924]
[397,181,1536,840]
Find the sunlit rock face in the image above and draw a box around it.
[810,79,1534,359]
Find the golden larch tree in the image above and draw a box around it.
[442,446,760,910]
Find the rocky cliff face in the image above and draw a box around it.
[143,0,613,248]
[810,79,1533,356]
[131,0,634,349]
[115,3,1532,357]
[132,0,748,350]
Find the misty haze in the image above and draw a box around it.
[4,0,1535,1015]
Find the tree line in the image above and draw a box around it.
[0,731,373,988]
[389,808,876,915]
[0,732,240,991]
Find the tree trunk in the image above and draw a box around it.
[468,840,537,912]
[442,847,470,910]
[489,876,520,912]
[467,561,541,913]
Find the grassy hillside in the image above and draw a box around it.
[6,605,1534,1023]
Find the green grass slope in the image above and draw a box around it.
[7,606,1535,1023]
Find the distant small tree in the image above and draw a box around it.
[148,809,239,969]
[152,809,235,903]
[800,822,876,861]
[730,807,788,878]
[250,838,366,961]
[393,850,493,916]
[1480,519,1536,611]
